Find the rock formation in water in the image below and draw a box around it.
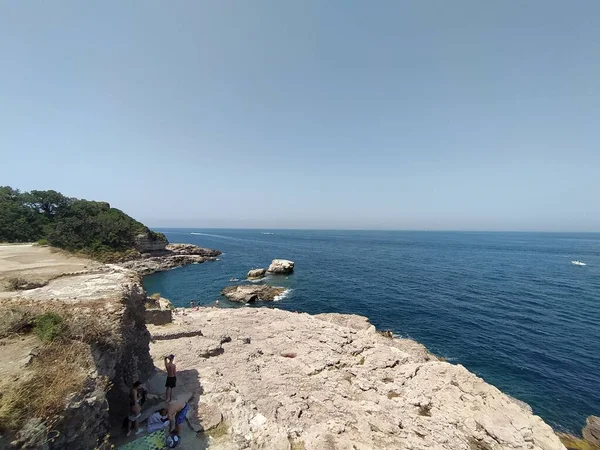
[267,259,295,274]
[221,284,286,302]
[119,243,221,275]
[557,416,600,449]
[248,268,267,279]
[584,416,600,446]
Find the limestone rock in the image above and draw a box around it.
[315,312,375,331]
[118,243,221,276]
[267,259,295,274]
[134,233,168,253]
[221,284,286,303]
[583,416,600,446]
[248,268,267,280]
[146,307,566,450]
[145,296,173,325]
[166,243,221,257]
[188,402,223,432]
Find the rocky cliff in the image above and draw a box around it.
[0,259,154,449]
[142,307,567,450]
[0,244,217,449]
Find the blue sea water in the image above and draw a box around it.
[143,229,600,434]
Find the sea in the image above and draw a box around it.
[143,229,600,434]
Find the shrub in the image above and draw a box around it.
[36,239,50,246]
[33,313,66,342]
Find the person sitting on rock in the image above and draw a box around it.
[127,381,144,436]
[146,407,169,433]
[167,399,189,436]
[164,354,177,402]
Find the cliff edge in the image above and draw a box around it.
[143,307,566,450]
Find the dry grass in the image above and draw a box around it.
[0,341,92,431]
[0,300,120,435]
[0,307,34,338]
[289,438,307,450]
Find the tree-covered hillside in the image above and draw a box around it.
[0,186,166,260]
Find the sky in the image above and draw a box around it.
[0,1,599,231]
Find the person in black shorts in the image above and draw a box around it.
[164,354,177,402]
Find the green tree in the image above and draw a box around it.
[0,187,43,242]
[0,186,166,258]
[24,190,71,218]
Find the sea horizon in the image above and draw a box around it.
[151,227,600,234]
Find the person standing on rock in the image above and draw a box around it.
[164,354,177,402]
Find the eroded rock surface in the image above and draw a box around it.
[248,268,267,280]
[146,307,565,450]
[119,243,220,276]
[134,233,167,253]
[584,416,600,446]
[221,284,286,303]
[267,259,295,274]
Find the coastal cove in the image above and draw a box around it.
[143,229,600,435]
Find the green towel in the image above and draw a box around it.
[118,430,166,450]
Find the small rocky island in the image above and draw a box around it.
[221,284,286,302]
[247,268,267,280]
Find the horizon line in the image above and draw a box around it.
[149,226,600,234]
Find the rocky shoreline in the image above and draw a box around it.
[118,243,221,276]
[143,307,567,450]
[1,243,596,449]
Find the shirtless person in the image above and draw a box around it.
[127,381,144,436]
[164,354,177,402]
[166,398,189,436]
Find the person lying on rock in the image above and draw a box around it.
[146,408,169,433]
[167,399,189,436]
[164,354,177,402]
[127,381,144,436]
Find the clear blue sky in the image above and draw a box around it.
[1,1,598,231]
